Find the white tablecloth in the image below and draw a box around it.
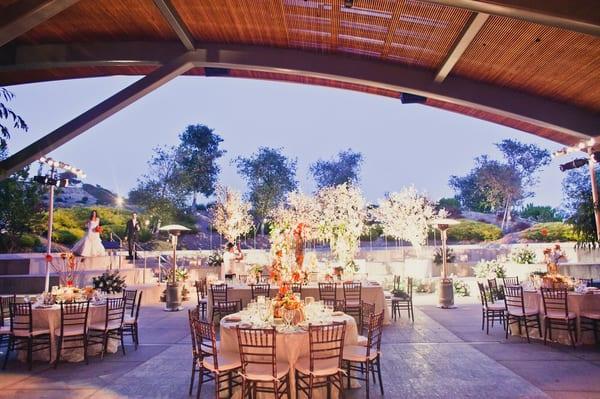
[510,291,600,345]
[208,282,390,324]
[220,312,358,399]
[22,304,117,362]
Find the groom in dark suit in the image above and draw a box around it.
[124,212,141,260]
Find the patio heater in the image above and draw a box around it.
[159,224,190,311]
[431,218,459,309]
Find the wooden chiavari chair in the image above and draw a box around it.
[88,297,126,359]
[195,278,208,319]
[291,283,303,299]
[318,282,342,311]
[391,277,414,322]
[487,278,502,302]
[477,282,505,334]
[296,321,346,398]
[123,291,142,349]
[502,276,520,287]
[236,326,290,399]
[54,300,90,368]
[122,289,138,318]
[250,283,271,300]
[343,281,362,322]
[541,288,577,347]
[504,285,541,343]
[211,283,241,322]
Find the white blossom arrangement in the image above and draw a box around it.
[373,186,436,251]
[211,185,254,243]
[315,183,366,273]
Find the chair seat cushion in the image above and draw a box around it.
[123,315,136,325]
[202,350,241,373]
[486,303,505,311]
[344,300,361,308]
[581,311,600,320]
[12,328,50,337]
[357,335,368,347]
[296,356,340,377]
[545,311,576,320]
[89,321,122,331]
[342,345,378,363]
[0,325,10,334]
[507,307,538,317]
[243,360,290,381]
[55,325,87,337]
[199,298,208,303]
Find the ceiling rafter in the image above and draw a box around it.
[0,0,81,48]
[435,12,489,83]
[152,0,195,51]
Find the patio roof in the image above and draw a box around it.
[0,0,599,177]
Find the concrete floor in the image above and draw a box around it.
[1,297,599,399]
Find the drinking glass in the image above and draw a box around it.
[283,309,295,330]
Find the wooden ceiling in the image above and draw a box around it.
[0,0,599,145]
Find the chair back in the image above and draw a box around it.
[237,327,277,380]
[291,283,303,298]
[477,282,490,308]
[188,307,200,359]
[211,283,228,303]
[406,277,413,299]
[123,289,138,317]
[503,285,525,314]
[250,283,270,300]
[307,321,346,373]
[365,311,385,358]
[194,319,219,366]
[195,278,207,302]
[60,301,90,336]
[503,276,519,286]
[318,282,337,302]
[343,282,362,303]
[360,301,375,335]
[132,291,143,322]
[1,294,16,326]
[540,288,569,317]
[104,297,125,330]
[487,278,501,301]
[393,275,402,292]
[9,302,33,334]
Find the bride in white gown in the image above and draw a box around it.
[72,210,106,257]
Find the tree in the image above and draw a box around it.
[310,149,363,189]
[59,171,82,186]
[176,124,225,206]
[0,148,44,252]
[211,186,253,243]
[235,147,297,224]
[0,88,28,151]
[495,139,551,198]
[373,186,437,251]
[520,203,562,223]
[128,145,188,228]
[562,167,598,246]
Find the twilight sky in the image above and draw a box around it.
[5,75,572,207]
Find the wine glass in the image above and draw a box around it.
[283,309,295,330]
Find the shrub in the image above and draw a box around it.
[433,248,456,265]
[413,278,436,293]
[53,228,84,245]
[511,247,536,264]
[473,259,506,279]
[453,279,470,296]
[19,233,41,249]
[520,222,578,242]
[520,204,561,223]
[437,197,461,217]
[446,220,502,242]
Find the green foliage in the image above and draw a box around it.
[53,228,84,245]
[413,278,436,293]
[433,248,456,265]
[310,149,363,189]
[520,203,561,222]
[19,233,41,249]
[495,139,551,196]
[519,222,578,242]
[445,220,502,242]
[562,168,599,247]
[92,271,126,294]
[207,249,224,267]
[436,197,461,217]
[0,87,28,151]
[176,124,225,202]
[473,259,506,279]
[511,247,537,264]
[0,150,45,252]
[235,147,297,223]
[453,279,470,297]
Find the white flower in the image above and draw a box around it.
[211,186,253,242]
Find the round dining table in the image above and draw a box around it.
[219,311,359,399]
[20,302,117,363]
[510,290,600,345]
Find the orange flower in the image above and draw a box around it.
[540,228,548,237]
[292,271,301,282]
[278,285,289,296]
[45,254,53,262]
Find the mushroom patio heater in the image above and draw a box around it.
[159,224,190,311]
[431,218,459,309]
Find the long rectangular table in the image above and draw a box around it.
[207,282,391,324]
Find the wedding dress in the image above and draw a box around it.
[71,218,106,257]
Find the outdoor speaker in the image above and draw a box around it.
[204,67,230,77]
[400,93,427,104]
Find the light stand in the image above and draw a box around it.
[159,224,190,311]
[34,157,85,292]
[431,218,459,309]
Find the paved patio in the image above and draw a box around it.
[1,298,599,398]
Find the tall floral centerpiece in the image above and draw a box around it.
[373,186,437,252]
[211,185,254,244]
[315,183,366,275]
[269,192,319,283]
[543,244,566,275]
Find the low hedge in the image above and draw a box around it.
[445,220,502,242]
[519,222,578,242]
